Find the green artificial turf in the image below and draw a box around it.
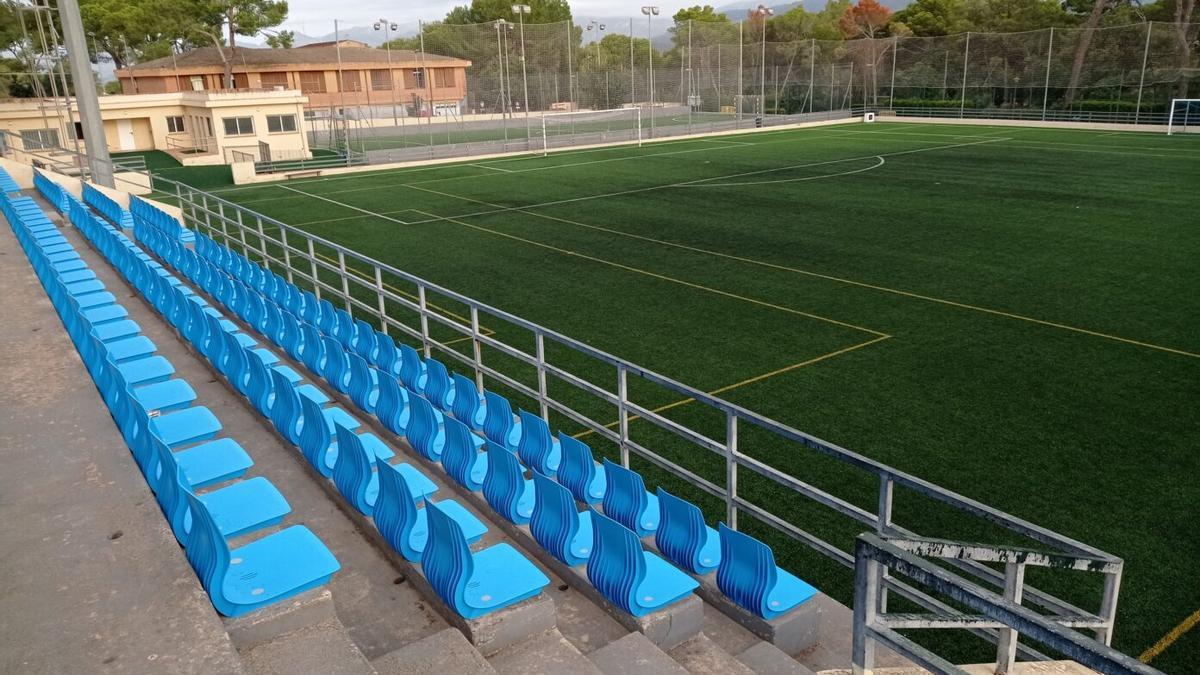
[199,122,1198,668]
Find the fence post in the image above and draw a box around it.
[851,543,879,675]
[875,474,894,615]
[889,36,898,106]
[417,285,431,358]
[470,307,484,391]
[1096,565,1122,645]
[725,412,738,529]
[995,561,1026,673]
[617,365,630,467]
[255,215,268,269]
[959,32,971,117]
[1042,27,1054,121]
[280,227,293,284]
[307,238,320,300]
[374,266,386,332]
[337,250,351,313]
[1135,22,1152,124]
[809,39,816,114]
[535,332,549,419]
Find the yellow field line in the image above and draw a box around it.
[405,185,1198,360]
[572,334,891,440]
[405,192,888,338]
[1140,606,1200,663]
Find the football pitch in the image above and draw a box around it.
[173,121,1200,666]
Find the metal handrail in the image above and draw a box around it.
[852,534,1158,675]
[19,134,1129,667]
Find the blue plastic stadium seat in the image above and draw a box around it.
[332,423,382,516]
[556,433,607,504]
[406,394,446,461]
[352,319,377,362]
[346,352,380,414]
[149,405,223,448]
[423,358,456,411]
[173,437,256,489]
[655,488,720,575]
[299,394,388,477]
[81,304,129,325]
[440,416,489,492]
[482,391,523,449]
[373,458,485,562]
[587,510,699,617]
[116,354,176,386]
[93,319,142,343]
[422,502,549,619]
[530,471,594,566]
[482,442,535,525]
[398,343,427,393]
[601,459,660,536]
[516,410,561,476]
[716,524,818,619]
[450,374,487,430]
[375,372,411,436]
[184,491,340,617]
[373,330,402,377]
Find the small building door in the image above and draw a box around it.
[116,119,135,150]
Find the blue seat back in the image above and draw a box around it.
[373,457,423,561]
[450,374,484,430]
[322,334,350,393]
[375,373,409,435]
[531,471,587,565]
[279,309,304,361]
[421,502,473,616]
[601,458,652,535]
[346,353,378,413]
[424,358,454,411]
[482,442,530,524]
[482,391,516,448]
[300,322,325,374]
[655,488,715,575]
[406,394,442,461]
[516,410,555,474]
[182,490,231,597]
[716,523,780,619]
[333,308,355,349]
[269,368,302,444]
[557,433,603,504]
[353,319,377,361]
[441,416,483,491]
[398,343,425,393]
[374,330,400,376]
[245,349,275,417]
[316,299,337,335]
[298,392,335,476]
[332,423,375,515]
[586,510,645,615]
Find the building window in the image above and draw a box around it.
[339,70,362,92]
[299,71,326,94]
[405,68,425,89]
[370,69,392,91]
[166,116,185,133]
[204,117,214,137]
[266,114,297,133]
[222,116,254,136]
[434,68,455,88]
[189,75,204,91]
[20,128,60,150]
[260,72,289,89]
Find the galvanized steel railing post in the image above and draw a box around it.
[617,365,630,467]
[852,542,879,675]
[337,250,351,313]
[470,307,484,391]
[726,412,739,529]
[876,475,895,614]
[535,332,549,419]
[417,285,431,357]
[374,266,386,331]
[996,561,1026,673]
[307,237,320,300]
[280,228,293,283]
[255,215,268,269]
[1097,566,1122,645]
[234,207,248,258]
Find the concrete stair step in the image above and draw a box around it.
[667,633,754,674]
[242,616,375,675]
[737,642,815,674]
[371,627,496,674]
[488,628,601,675]
[587,632,688,675]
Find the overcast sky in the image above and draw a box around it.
[279,0,698,33]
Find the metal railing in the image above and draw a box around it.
[20,134,1134,671]
[883,106,1174,126]
[164,132,217,156]
[254,150,367,174]
[852,535,1159,675]
[111,154,147,172]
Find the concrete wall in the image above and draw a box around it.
[879,114,1170,134]
[0,156,35,189]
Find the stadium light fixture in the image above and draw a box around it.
[755,5,773,116]
[375,19,401,126]
[511,5,532,147]
[641,7,659,136]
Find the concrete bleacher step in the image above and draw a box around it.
[737,642,816,674]
[587,632,688,675]
[371,627,496,674]
[242,615,374,675]
[667,633,754,674]
[487,628,600,674]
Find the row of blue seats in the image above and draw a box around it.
[131,195,194,243]
[130,194,817,621]
[0,170,19,195]
[83,182,133,230]
[4,173,341,619]
[34,171,70,213]
[71,188,556,619]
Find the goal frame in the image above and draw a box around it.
[539,107,643,155]
[1166,98,1200,135]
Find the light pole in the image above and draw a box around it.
[641,6,659,136]
[374,19,400,126]
[512,4,532,147]
[755,5,773,120]
[587,21,606,108]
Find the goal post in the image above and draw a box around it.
[1166,99,1200,135]
[538,108,643,155]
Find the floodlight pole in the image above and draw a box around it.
[57,0,113,186]
[755,5,773,118]
[375,19,400,126]
[641,6,659,138]
[512,5,532,149]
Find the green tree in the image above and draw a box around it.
[890,0,971,36]
[265,29,294,48]
[443,0,572,24]
[1,1,24,56]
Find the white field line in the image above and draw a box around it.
[674,156,885,187]
[468,163,514,173]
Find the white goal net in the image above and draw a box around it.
[1167,99,1200,135]
[538,108,643,154]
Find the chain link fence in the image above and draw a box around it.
[306,19,1199,162]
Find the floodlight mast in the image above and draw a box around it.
[512,4,532,148]
[641,6,659,137]
[755,5,774,119]
[375,19,400,126]
[57,0,114,186]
